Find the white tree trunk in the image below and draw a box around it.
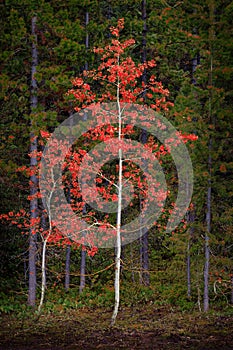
[111,71,122,326]
[111,152,122,326]
[38,169,55,313]
[38,239,47,313]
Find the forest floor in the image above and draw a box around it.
[0,304,233,349]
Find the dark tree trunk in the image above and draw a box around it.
[139,0,149,287]
[79,249,86,294]
[65,244,71,291]
[65,149,72,292]
[141,0,147,76]
[139,236,143,285]
[204,158,211,312]
[28,15,38,307]
[85,11,89,71]
[186,209,195,299]
[231,274,233,304]
[186,238,191,298]
[130,242,135,283]
[142,231,149,286]
[204,0,215,312]
[186,37,199,298]
[79,10,89,294]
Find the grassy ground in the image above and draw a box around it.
[0,304,233,349]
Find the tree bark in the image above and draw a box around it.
[28,15,38,308]
[231,274,233,304]
[65,244,71,291]
[204,0,215,312]
[79,10,90,295]
[142,231,149,286]
[38,240,47,313]
[204,179,211,312]
[79,249,86,294]
[186,238,191,298]
[139,0,149,287]
[111,148,122,326]
[186,208,195,299]
[79,200,87,294]
[111,69,122,326]
[186,36,199,298]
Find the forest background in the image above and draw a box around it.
[0,0,233,347]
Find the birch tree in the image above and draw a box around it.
[40,19,180,324]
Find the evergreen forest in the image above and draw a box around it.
[0,1,233,349]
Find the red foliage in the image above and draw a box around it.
[1,18,198,256]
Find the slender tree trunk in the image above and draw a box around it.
[186,207,195,299]
[130,242,135,283]
[196,262,202,312]
[40,206,47,289]
[85,11,89,71]
[65,244,71,291]
[231,274,233,304]
[186,238,191,298]
[139,201,149,286]
[65,169,71,292]
[38,239,47,313]
[186,21,200,297]
[65,105,75,292]
[139,0,149,286]
[142,0,147,67]
[80,199,86,294]
[186,210,194,299]
[204,178,211,312]
[204,0,215,312]
[38,170,55,313]
[142,231,149,285]
[79,10,89,294]
[23,243,28,286]
[139,236,143,284]
[111,149,122,326]
[186,38,199,298]
[79,249,86,294]
[111,71,122,326]
[28,15,38,308]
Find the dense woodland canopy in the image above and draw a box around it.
[0,0,233,323]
